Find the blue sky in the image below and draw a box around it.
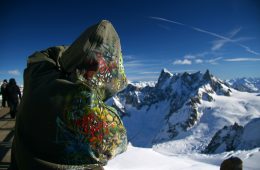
[1,0,260,85]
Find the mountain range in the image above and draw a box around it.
[226,77,260,93]
[106,69,260,155]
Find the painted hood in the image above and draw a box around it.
[60,20,127,100]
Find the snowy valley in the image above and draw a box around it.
[105,69,260,170]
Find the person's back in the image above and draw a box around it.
[6,78,21,118]
[10,20,127,170]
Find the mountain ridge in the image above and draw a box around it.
[107,68,260,154]
[226,77,260,93]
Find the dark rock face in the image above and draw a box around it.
[202,92,213,101]
[204,123,243,154]
[156,69,173,89]
[204,118,260,154]
[203,69,211,81]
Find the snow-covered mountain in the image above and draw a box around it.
[204,118,260,154]
[107,69,260,154]
[129,81,156,88]
[226,77,260,93]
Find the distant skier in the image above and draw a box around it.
[1,79,8,107]
[6,78,21,118]
[9,20,127,170]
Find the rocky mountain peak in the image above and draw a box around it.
[203,69,211,81]
[156,68,173,89]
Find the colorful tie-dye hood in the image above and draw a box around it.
[60,20,127,100]
[55,20,128,165]
[11,20,128,170]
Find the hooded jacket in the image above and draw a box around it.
[11,20,127,170]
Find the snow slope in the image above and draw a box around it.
[238,118,260,150]
[105,144,260,170]
[105,144,219,170]
[121,101,170,147]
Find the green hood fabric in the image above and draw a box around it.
[11,20,127,170]
[60,20,127,101]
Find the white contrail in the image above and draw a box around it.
[191,26,231,41]
[149,16,260,55]
[149,16,185,26]
[238,44,260,55]
[224,58,260,62]
[228,27,242,37]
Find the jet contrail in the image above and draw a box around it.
[149,16,185,26]
[149,16,260,55]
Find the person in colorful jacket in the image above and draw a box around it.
[9,20,128,170]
